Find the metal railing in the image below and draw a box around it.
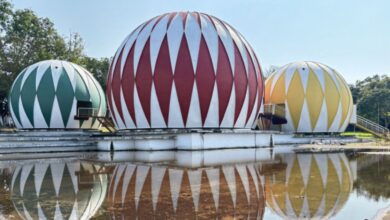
[356,115,389,137]
[77,107,99,118]
[263,104,286,118]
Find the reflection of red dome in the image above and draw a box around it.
[106,12,264,129]
[107,164,265,219]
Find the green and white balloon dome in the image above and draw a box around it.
[8,60,106,129]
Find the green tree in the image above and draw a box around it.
[0,0,90,101]
[350,75,390,128]
[79,57,109,91]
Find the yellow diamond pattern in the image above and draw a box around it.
[270,72,286,104]
[287,71,305,131]
[287,157,304,216]
[306,157,324,217]
[324,71,340,129]
[306,70,324,130]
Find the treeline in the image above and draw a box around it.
[350,75,390,128]
[0,0,109,102]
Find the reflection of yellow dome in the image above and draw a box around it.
[107,164,265,219]
[265,61,354,133]
[265,153,353,219]
[11,161,108,220]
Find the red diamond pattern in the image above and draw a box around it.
[107,12,264,129]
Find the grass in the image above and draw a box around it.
[341,132,374,139]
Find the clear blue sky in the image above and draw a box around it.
[11,0,390,83]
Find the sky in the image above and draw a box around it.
[11,0,390,83]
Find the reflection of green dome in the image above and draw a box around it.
[9,60,106,129]
[11,161,107,220]
[265,153,353,219]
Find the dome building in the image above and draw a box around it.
[264,61,354,133]
[264,153,353,219]
[106,11,264,130]
[107,163,265,219]
[8,60,106,129]
[11,160,108,220]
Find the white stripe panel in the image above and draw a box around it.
[247,165,260,198]
[211,17,235,75]
[35,62,51,90]
[234,88,249,127]
[200,14,219,73]
[246,92,259,128]
[314,99,328,132]
[297,100,311,132]
[151,167,166,210]
[50,163,65,196]
[19,98,33,129]
[169,169,184,211]
[329,104,342,132]
[20,165,33,197]
[225,24,249,74]
[120,89,136,128]
[186,83,202,127]
[284,64,296,95]
[34,163,49,196]
[112,165,126,201]
[284,154,295,182]
[297,154,312,187]
[167,13,184,73]
[282,103,295,132]
[66,163,79,194]
[37,202,47,219]
[67,99,78,129]
[308,62,326,93]
[9,103,22,128]
[168,84,184,127]
[20,64,36,89]
[149,15,169,75]
[300,197,310,218]
[133,17,159,77]
[220,86,236,127]
[135,166,150,210]
[329,154,343,184]
[185,13,202,74]
[205,168,220,209]
[110,92,125,129]
[236,165,250,203]
[121,165,136,204]
[121,25,144,77]
[204,84,219,127]
[222,166,236,207]
[188,170,202,212]
[133,87,150,128]
[315,196,326,217]
[33,97,47,128]
[285,192,297,218]
[297,61,310,93]
[314,154,328,187]
[151,84,166,127]
[11,166,21,191]
[50,60,64,91]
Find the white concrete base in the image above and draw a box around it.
[96,129,326,151]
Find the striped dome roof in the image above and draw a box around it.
[264,153,353,219]
[8,60,106,129]
[107,163,265,219]
[106,11,264,129]
[265,61,353,133]
[11,161,108,220]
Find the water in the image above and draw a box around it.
[0,147,389,220]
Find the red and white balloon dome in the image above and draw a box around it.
[107,12,264,129]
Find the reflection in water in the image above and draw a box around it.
[264,153,353,219]
[11,161,108,220]
[107,163,265,219]
[0,150,390,219]
[355,154,390,201]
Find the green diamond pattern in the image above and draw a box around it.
[37,67,56,126]
[10,69,26,125]
[56,67,75,127]
[20,67,38,126]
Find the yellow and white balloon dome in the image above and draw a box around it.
[265,61,354,133]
